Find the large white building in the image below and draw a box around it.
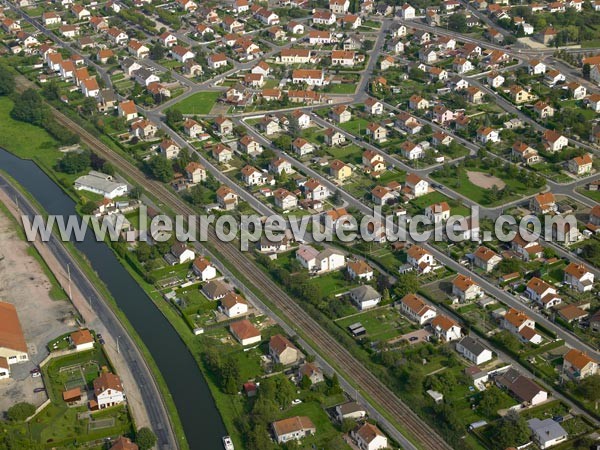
[74,171,128,199]
[0,301,29,366]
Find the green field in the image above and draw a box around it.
[0,97,61,168]
[172,91,222,115]
[432,167,541,207]
[336,307,411,341]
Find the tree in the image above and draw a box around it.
[448,14,468,33]
[0,63,15,96]
[136,427,157,450]
[150,43,166,60]
[80,96,97,117]
[57,151,91,174]
[478,386,504,417]
[146,155,173,182]
[7,402,36,421]
[394,272,420,298]
[129,186,143,199]
[299,374,312,390]
[80,200,97,215]
[165,108,183,127]
[577,374,600,402]
[583,63,591,79]
[11,89,46,125]
[489,410,530,450]
[273,134,292,150]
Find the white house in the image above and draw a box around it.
[349,285,381,310]
[563,262,594,292]
[192,257,217,281]
[93,372,125,409]
[430,315,462,342]
[399,294,437,325]
[221,292,248,318]
[229,319,261,346]
[456,336,493,365]
[526,277,561,309]
[296,245,345,273]
[170,242,195,264]
[70,329,94,351]
[528,419,568,449]
[352,423,388,450]
[452,274,483,302]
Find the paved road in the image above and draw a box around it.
[0,175,177,450]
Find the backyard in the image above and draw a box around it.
[173,91,222,115]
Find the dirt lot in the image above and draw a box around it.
[466,170,506,190]
[0,206,77,413]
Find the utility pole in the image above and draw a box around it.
[117,336,121,354]
[67,264,72,301]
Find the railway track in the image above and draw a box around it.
[49,107,452,450]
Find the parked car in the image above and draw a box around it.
[33,387,46,393]
[30,368,40,374]
[31,372,41,378]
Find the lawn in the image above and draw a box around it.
[173,91,222,115]
[276,401,349,449]
[324,143,362,164]
[324,83,357,95]
[308,271,357,297]
[31,348,132,448]
[336,307,409,341]
[339,118,369,137]
[578,187,600,203]
[0,97,62,170]
[432,167,542,207]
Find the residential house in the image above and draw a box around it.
[230,319,261,346]
[292,138,314,156]
[273,188,298,210]
[272,416,315,444]
[212,144,233,163]
[347,260,374,281]
[568,153,593,175]
[530,192,556,214]
[563,262,595,293]
[329,159,352,181]
[70,329,94,351]
[430,315,462,342]
[158,139,180,159]
[216,185,238,210]
[527,418,567,449]
[425,202,450,224]
[352,423,388,450]
[93,372,124,409]
[452,274,483,302]
[295,245,344,273]
[496,368,548,406]
[192,257,217,281]
[349,285,381,310]
[472,246,502,272]
[399,294,437,324]
[526,277,561,309]
[542,130,568,152]
[456,336,493,364]
[221,293,248,318]
[563,348,598,380]
[269,334,299,365]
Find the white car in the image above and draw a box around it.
[31,372,41,378]
[291,399,302,405]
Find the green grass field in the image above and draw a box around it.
[0,97,61,168]
[336,307,409,341]
[173,91,222,115]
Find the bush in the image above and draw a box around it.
[7,402,36,421]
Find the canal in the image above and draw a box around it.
[0,148,227,450]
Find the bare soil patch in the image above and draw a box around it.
[466,170,506,190]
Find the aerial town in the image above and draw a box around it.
[0,0,599,449]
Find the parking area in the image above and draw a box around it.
[0,208,78,413]
[400,329,432,345]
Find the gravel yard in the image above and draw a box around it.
[0,206,78,413]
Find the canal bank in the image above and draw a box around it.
[0,148,227,450]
